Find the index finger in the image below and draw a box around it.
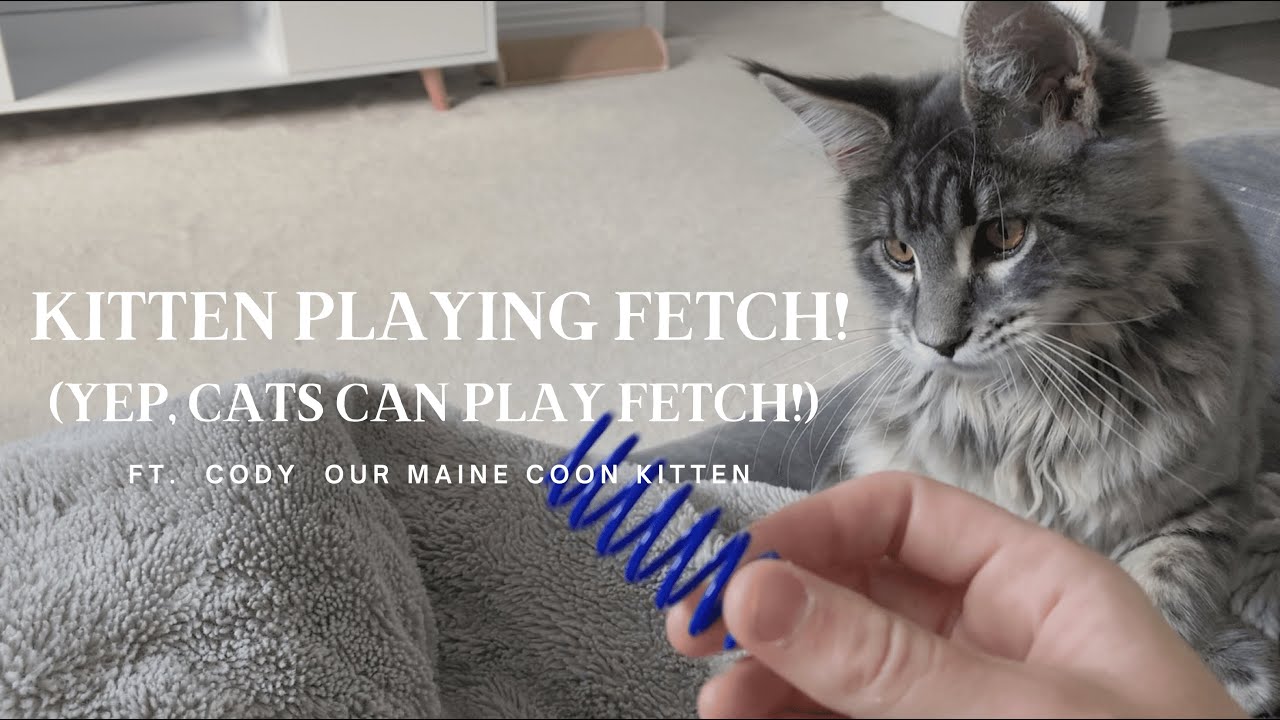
[744,470,1065,585]
[666,470,1077,652]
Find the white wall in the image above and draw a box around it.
[1052,0,1107,29]
[880,1,966,38]
[495,1,663,39]
[881,1,1106,38]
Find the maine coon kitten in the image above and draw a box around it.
[748,0,1279,713]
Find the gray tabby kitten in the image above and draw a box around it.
[748,0,1279,713]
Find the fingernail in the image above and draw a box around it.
[723,551,783,651]
[747,563,809,644]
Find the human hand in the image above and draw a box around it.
[665,471,1247,718]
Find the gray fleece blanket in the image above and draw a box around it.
[0,369,801,718]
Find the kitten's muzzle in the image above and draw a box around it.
[921,328,972,359]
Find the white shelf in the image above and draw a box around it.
[0,0,498,115]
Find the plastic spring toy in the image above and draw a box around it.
[541,412,778,650]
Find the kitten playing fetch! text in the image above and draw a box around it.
[747,0,1280,713]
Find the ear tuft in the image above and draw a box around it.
[741,59,897,181]
[960,0,1100,156]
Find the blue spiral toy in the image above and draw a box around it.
[541,412,778,650]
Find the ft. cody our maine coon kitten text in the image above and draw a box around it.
[746,0,1280,713]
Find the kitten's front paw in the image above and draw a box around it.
[1201,617,1280,717]
[1230,519,1280,643]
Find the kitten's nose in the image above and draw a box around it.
[923,329,972,359]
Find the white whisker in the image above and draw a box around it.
[1019,346,1087,464]
[1030,334,1145,437]
[1040,332,1168,414]
[806,351,902,490]
[1032,309,1169,328]
[760,342,895,488]
[787,342,896,462]
[766,330,889,384]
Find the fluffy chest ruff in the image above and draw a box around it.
[836,360,1218,553]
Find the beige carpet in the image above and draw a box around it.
[3,1,1280,449]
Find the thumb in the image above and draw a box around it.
[721,558,1036,718]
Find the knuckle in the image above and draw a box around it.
[829,608,895,695]
[868,618,920,709]
[832,610,931,715]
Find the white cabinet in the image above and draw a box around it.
[272,1,492,74]
[0,0,497,115]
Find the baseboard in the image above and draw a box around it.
[478,24,667,88]
[495,1,661,40]
[1169,0,1280,33]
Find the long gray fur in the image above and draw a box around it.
[741,0,1280,713]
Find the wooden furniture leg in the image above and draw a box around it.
[420,68,449,110]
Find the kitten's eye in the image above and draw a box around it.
[883,237,915,269]
[978,217,1027,255]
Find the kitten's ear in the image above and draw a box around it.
[959,0,1100,156]
[743,60,896,181]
